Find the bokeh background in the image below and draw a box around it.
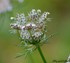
[0,0,70,63]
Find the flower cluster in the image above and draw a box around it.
[10,9,50,56]
[10,9,50,44]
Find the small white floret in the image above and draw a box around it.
[10,17,14,20]
[37,9,41,13]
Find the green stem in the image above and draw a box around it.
[37,45,47,63]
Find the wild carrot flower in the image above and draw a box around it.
[10,9,50,44]
[10,9,50,63]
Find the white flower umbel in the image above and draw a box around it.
[10,9,51,63]
[10,9,50,45]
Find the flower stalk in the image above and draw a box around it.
[37,45,47,63]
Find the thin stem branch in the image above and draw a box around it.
[37,45,47,63]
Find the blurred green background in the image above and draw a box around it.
[0,0,70,63]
